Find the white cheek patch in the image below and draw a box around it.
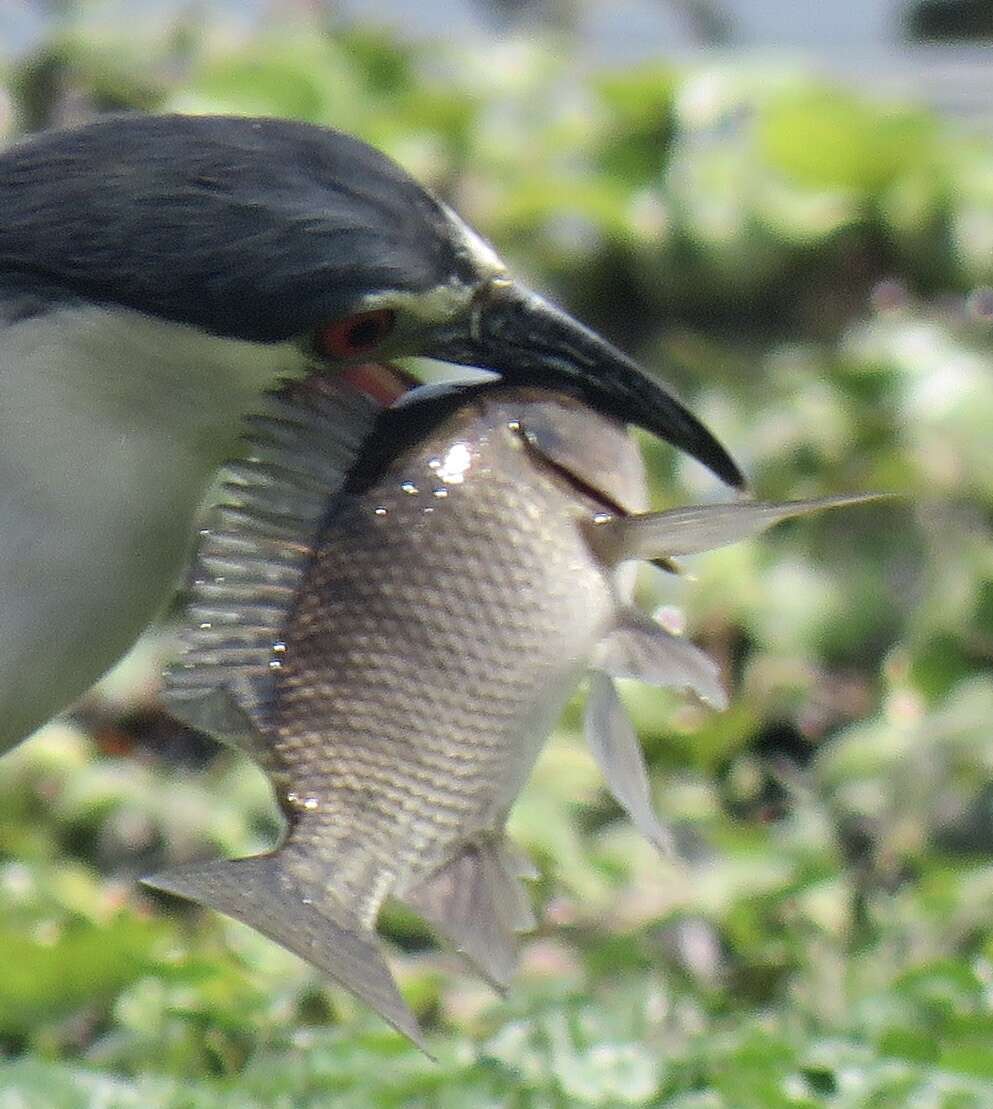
[360,281,476,329]
[355,207,509,337]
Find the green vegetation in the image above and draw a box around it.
[4,8,993,1105]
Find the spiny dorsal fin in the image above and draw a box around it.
[164,377,385,738]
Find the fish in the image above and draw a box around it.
[145,372,877,1050]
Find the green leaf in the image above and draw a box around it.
[758,86,937,192]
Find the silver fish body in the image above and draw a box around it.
[271,390,642,914]
[149,375,877,1049]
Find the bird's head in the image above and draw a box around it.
[0,113,742,487]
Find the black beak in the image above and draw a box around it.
[424,280,744,489]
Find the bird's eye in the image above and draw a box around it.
[317,309,397,360]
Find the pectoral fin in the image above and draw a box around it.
[143,852,427,1053]
[585,672,673,855]
[588,493,884,566]
[593,607,727,710]
[400,838,537,992]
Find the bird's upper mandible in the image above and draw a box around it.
[0,112,742,487]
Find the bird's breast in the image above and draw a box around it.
[0,302,305,747]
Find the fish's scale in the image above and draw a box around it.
[271,408,614,918]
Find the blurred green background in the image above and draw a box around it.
[3,1,993,1105]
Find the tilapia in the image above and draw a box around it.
[146,373,875,1049]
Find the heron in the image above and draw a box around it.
[0,112,742,753]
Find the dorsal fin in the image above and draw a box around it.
[163,376,386,739]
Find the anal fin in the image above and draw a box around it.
[400,838,537,992]
[143,853,427,1053]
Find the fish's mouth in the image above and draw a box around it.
[422,279,745,489]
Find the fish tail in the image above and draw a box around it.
[142,852,428,1053]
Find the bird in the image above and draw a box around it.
[0,112,743,754]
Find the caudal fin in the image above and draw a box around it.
[142,853,427,1052]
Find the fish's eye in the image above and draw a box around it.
[317,308,397,360]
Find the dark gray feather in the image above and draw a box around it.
[0,114,472,339]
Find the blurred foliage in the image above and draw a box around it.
[4,3,993,1105]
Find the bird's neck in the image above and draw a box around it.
[0,304,309,736]
[1,304,306,470]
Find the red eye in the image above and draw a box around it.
[317,308,396,360]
